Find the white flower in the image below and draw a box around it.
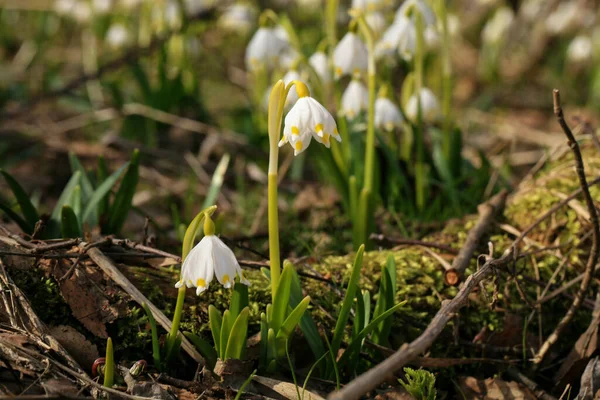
[375,97,403,131]
[481,7,514,45]
[165,0,182,30]
[567,35,592,64]
[376,15,415,60]
[282,70,303,106]
[106,24,130,48]
[245,27,288,71]
[71,1,91,23]
[545,2,584,36]
[352,0,389,11]
[395,0,436,28]
[92,0,112,14]
[424,25,440,50]
[366,11,387,38]
[279,81,341,155]
[219,4,256,34]
[175,216,249,295]
[333,32,368,79]
[309,51,330,84]
[184,0,214,15]
[405,88,440,124]
[54,0,76,15]
[341,79,369,119]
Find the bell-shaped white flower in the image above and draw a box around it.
[567,35,592,64]
[245,27,288,71]
[279,81,341,155]
[341,79,369,119]
[352,0,388,11]
[376,15,415,60]
[309,51,331,84]
[375,96,403,131]
[395,0,436,28]
[481,7,514,46]
[366,11,387,38]
[219,3,256,34]
[175,216,250,295]
[405,87,440,124]
[106,24,130,48]
[333,32,368,79]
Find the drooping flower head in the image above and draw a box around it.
[333,31,368,79]
[375,86,403,131]
[245,26,288,71]
[279,81,341,155]
[341,79,369,119]
[405,87,440,124]
[309,51,331,84]
[375,15,416,60]
[175,214,250,295]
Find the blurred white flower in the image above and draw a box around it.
[366,11,387,38]
[175,216,249,295]
[280,47,301,70]
[245,27,288,71]
[279,81,341,155]
[424,25,440,50]
[71,1,92,23]
[54,0,76,15]
[520,0,544,22]
[165,0,182,30]
[406,88,440,124]
[92,0,112,14]
[309,51,330,84]
[333,32,368,79]
[375,15,415,60]
[120,0,143,10]
[106,24,130,48]
[395,0,436,28]
[283,69,303,106]
[341,79,369,119]
[481,7,514,45]
[218,3,256,34]
[545,2,583,36]
[375,96,403,131]
[567,35,593,64]
[184,0,214,15]
[352,0,388,11]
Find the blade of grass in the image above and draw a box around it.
[0,169,39,230]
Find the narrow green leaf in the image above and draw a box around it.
[68,152,96,225]
[208,305,222,357]
[234,369,257,400]
[372,263,394,345]
[104,338,114,388]
[266,328,276,371]
[105,149,140,234]
[275,296,310,347]
[220,310,233,360]
[71,186,82,220]
[82,162,129,224]
[185,332,217,370]
[142,303,162,372]
[230,282,248,322]
[331,245,364,355]
[48,172,82,238]
[96,155,109,216]
[259,313,268,368]
[0,170,39,230]
[225,307,249,360]
[0,200,31,234]
[271,262,294,334]
[290,268,325,360]
[60,206,82,238]
[202,153,230,209]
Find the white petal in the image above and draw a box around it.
[333,33,368,78]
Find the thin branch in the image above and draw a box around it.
[532,90,600,365]
[369,234,459,254]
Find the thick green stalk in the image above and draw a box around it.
[267,173,280,300]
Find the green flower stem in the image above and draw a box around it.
[325,0,338,48]
[414,10,426,211]
[439,0,452,158]
[267,173,281,300]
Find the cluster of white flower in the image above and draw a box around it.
[245,25,295,72]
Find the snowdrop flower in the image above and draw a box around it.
[366,12,387,38]
[375,95,403,131]
[376,15,415,60]
[245,27,288,71]
[279,81,341,155]
[333,32,368,79]
[395,0,436,28]
[106,24,130,48]
[567,35,592,64]
[406,88,440,124]
[341,79,369,119]
[309,51,331,84]
[481,7,514,46]
[175,215,249,295]
[219,3,256,34]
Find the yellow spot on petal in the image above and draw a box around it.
[323,134,330,145]
[196,278,206,288]
[334,127,339,135]
[335,66,342,76]
[222,274,230,284]
[295,141,303,151]
[291,126,300,135]
[315,123,323,132]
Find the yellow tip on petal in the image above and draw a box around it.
[323,133,330,145]
[335,66,342,76]
[295,141,303,151]
[291,126,300,135]
[222,274,230,284]
[315,123,323,133]
[196,278,206,288]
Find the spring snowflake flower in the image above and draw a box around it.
[279,81,341,155]
[366,11,387,38]
[309,51,331,84]
[245,27,288,71]
[106,24,130,48]
[567,35,592,64]
[375,97,403,131]
[92,0,111,14]
[175,216,250,295]
[352,0,389,11]
[333,32,368,79]
[219,3,256,34]
[341,79,369,119]
[545,2,585,36]
[375,15,415,60]
[481,7,514,46]
[405,88,440,124]
[282,69,303,106]
[395,0,436,28]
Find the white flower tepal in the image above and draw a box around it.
[567,35,592,64]
[406,88,440,124]
[481,7,514,46]
[245,27,288,71]
[375,97,403,131]
[309,51,330,84]
[175,216,250,295]
[333,32,368,79]
[395,0,436,27]
[106,24,130,48]
[376,15,416,60]
[279,81,341,155]
[341,79,369,119]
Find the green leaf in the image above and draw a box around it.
[270,262,294,334]
[82,162,129,225]
[220,310,233,360]
[230,282,248,322]
[49,172,82,238]
[142,303,162,372]
[105,149,140,234]
[208,305,222,357]
[0,200,31,234]
[225,307,249,360]
[290,268,325,361]
[372,258,396,346]
[266,328,276,371]
[68,152,96,225]
[96,156,109,217]
[0,169,39,231]
[60,206,82,238]
[331,245,364,355]
[185,332,217,370]
[259,313,268,368]
[104,337,114,388]
[202,153,230,209]
[71,186,82,219]
[275,295,310,344]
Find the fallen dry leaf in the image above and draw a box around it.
[253,375,326,400]
[459,376,536,400]
[49,325,99,372]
